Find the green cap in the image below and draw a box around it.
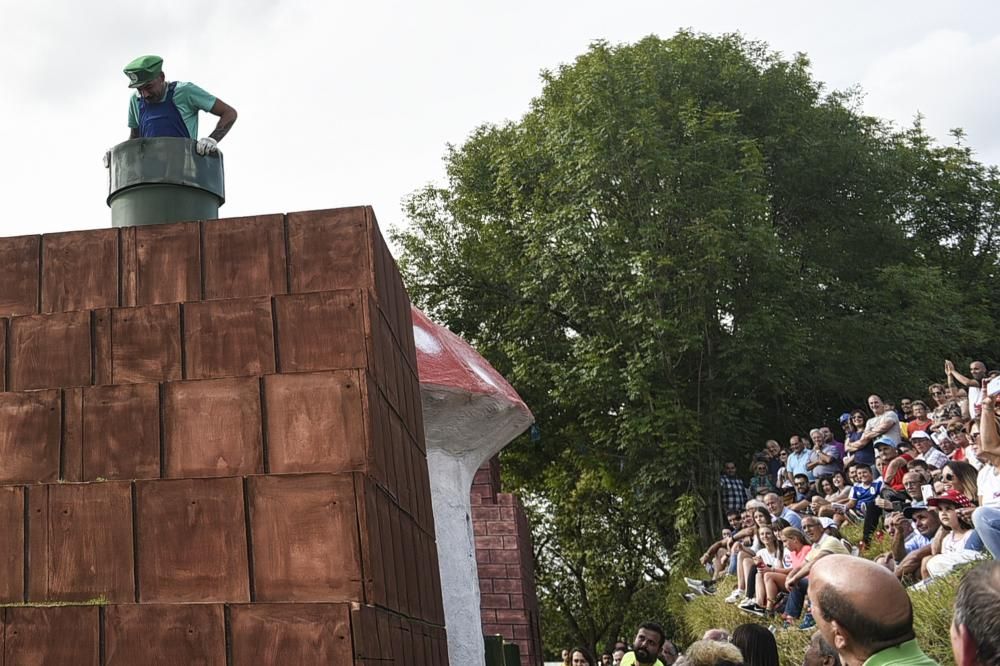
[123,55,163,88]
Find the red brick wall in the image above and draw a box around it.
[472,458,542,665]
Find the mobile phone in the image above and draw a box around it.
[989,376,1000,397]
[831,503,846,512]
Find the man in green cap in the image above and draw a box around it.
[123,55,237,154]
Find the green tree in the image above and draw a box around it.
[394,31,997,652]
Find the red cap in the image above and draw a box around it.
[927,488,975,509]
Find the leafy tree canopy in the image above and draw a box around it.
[393,31,1000,654]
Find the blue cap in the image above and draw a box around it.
[874,435,897,450]
[839,412,851,424]
[903,502,928,519]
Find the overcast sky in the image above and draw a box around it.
[1,1,997,242]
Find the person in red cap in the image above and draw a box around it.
[923,489,984,579]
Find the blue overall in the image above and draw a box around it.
[138,82,190,138]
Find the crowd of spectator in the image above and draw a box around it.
[565,361,998,666]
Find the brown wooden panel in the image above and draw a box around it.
[9,310,91,390]
[183,298,275,379]
[263,371,368,474]
[0,390,60,484]
[31,482,134,602]
[350,604,379,659]
[0,486,24,602]
[82,383,159,481]
[247,474,363,602]
[41,228,118,313]
[230,603,353,665]
[110,303,182,384]
[376,489,398,612]
[274,290,368,373]
[4,606,99,666]
[286,207,372,294]
[162,377,262,478]
[133,221,202,306]
[136,476,249,602]
[202,214,287,299]
[0,319,6,392]
[357,476,384,608]
[120,226,137,307]
[62,387,84,482]
[105,604,226,666]
[0,235,39,317]
[93,308,112,385]
[26,485,47,600]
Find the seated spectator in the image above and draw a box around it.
[951,561,1000,666]
[906,458,932,483]
[901,471,926,503]
[909,430,949,469]
[720,462,749,515]
[808,555,937,665]
[810,476,848,517]
[702,629,730,642]
[758,527,811,616]
[764,492,802,529]
[787,475,818,513]
[749,461,776,497]
[731,623,779,666]
[802,632,841,666]
[732,524,786,609]
[780,518,850,624]
[875,437,913,492]
[945,420,976,465]
[923,489,984,580]
[680,640,743,666]
[887,502,940,584]
[941,460,979,504]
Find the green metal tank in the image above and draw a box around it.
[107,137,225,227]
[484,635,507,666]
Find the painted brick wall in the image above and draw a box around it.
[472,457,543,665]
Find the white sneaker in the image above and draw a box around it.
[725,589,744,604]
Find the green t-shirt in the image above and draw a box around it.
[619,652,664,666]
[862,639,938,666]
[127,81,217,139]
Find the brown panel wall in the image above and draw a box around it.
[126,222,202,306]
[0,235,39,317]
[4,606,100,666]
[286,207,371,294]
[246,474,363,602]
[0,486,24,602]
[0,389,60,484]
[162,377,263,478]
[105,604,227,666]
[274,290,367,372]
[9,310,91,390]
[229,603,354,665]
[202,214,287,299]
[136,476,250,602]
[30,482,134,603]
[263,371,368,474]
[110,303,182,384]
[184,297,275,379]
[82,383,160,481]
[41,229,118,313]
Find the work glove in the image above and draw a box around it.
[103,150,111,168]
[196,137,219,155]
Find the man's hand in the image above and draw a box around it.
[196,137,219,155]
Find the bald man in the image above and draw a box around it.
[952,562,1000,666]
[808,555,936,665]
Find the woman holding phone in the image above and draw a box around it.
[737,525,787,615]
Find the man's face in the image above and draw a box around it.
[902,473,923,500]
[876,445,897,462]
[802,518,824,542]
[913,509,940,538]
[794,477,811,495]
[802,632,833,666]
[136,73,167,103]
[602,655,613,666]
[821,427,834,442]
[790,436,804,453]
[900,399,912,415]
[857,467,873,484]
[728,513,742,530]
[971,361,987,381]
[912,437,930,454]
[633,628,663,663]
[659,641,677,666]
[613,650,625,666]
[810,431,824,448]
[912,403,927,420]
[723,462,737,477]
[847,466,859,483]
[764,494,782,514]
[868,395,884,414]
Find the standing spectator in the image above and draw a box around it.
[821,426,845,459]
[613,649,626,666]
[808,429,843,479]
[929,382,964,424]
[801,632,841,666]
[951,561,1000,666]
[680,640,743,666]
[808,555,937,666]
[764,440,783,483]
[898,398,914,423]
[854,395,903,454]
[945,359,989,416]
[720,462,749,515]
[571,648,596,666]
[910,430,949,469]
[601,652,614,666]
[844,409,876,470]
[787,436,813,484]
[619,622,666,666]
[732,623,779,666]
[904,401,933,436]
